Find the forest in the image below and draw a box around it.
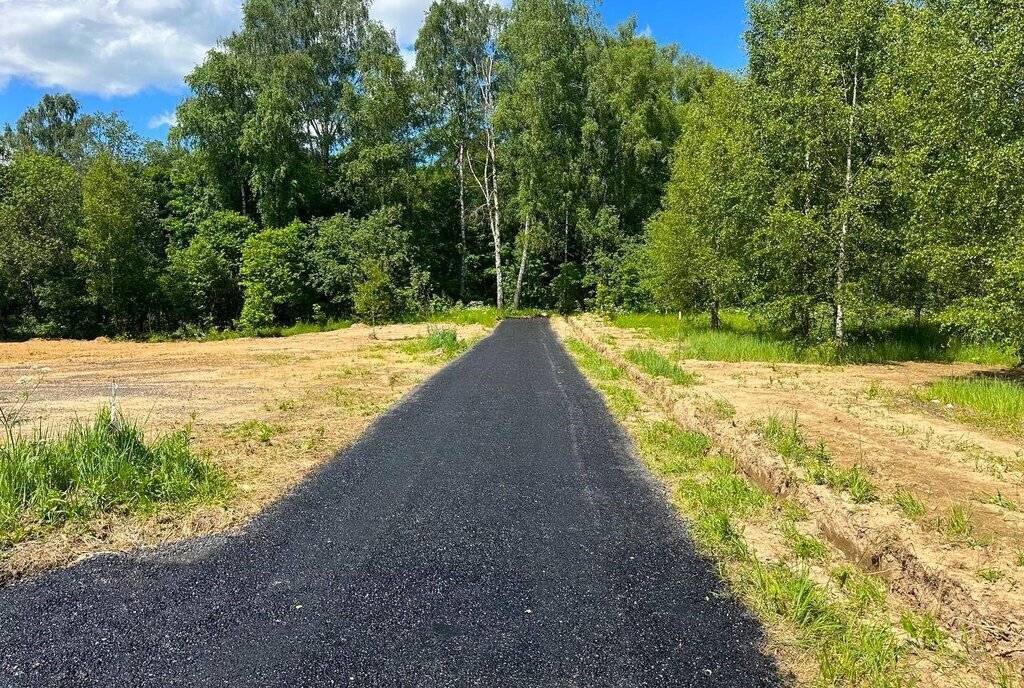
[0,0,1022,360]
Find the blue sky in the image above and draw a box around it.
[0,0,748,142]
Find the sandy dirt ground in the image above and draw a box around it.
[0,323,488,581]
[576,314,1024,570]
[562,315,1024,685]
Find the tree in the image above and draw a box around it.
[498,0,592,310]
[75,155,162,334]
[0,153,84,336]
[416,0,503,301]
[354,259,400,333]
[162,236,239,328]
[308,206,412,317]
[648,75,763,329]
[747,0,891,343]
[239,222,308,329]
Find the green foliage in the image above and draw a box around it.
[0,410,225,546]
[76,154,161,334]
[239,222,308,331]
[624,348,697,385]
[162,236,238,327]
[892,487,926,520]
[0,152,84,337]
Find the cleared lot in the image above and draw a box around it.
[560,314,1024,687]
[0,323,486,581]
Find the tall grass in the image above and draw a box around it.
[611,312,1017,365]
[920,376,1024,435]
[1,411,225,546]
[624,348,698,385]
[402,326,470,359]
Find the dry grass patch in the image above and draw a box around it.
[0,322,488,581]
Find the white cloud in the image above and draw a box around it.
[0,0,241,96]
[0,0,505,97]
[148,110,177,129]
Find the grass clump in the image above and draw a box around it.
[919,376,1024,436]
[749,563,907,687]
[831,564,886,611]
[892,487,926,519]
[624,348,697,385]
[782,522,829,561]
[1,411,225,547]
[978,568,1003,583]
[402,327,467,359]
[936,504,991,547]
[760,414,878,503]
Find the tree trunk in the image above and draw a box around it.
[710,299,721,332]
[835,47,860,345]
[457,144,467,302]
[514,215,531,311]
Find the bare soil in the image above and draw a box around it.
[0,323,488,581]
[563,314,1024,679]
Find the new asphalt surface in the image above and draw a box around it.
[0,318,781,687]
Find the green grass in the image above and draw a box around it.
[936,504,991,547]
[1,411,225,547]
[402,327,469,359]
[782,522,830,561]
[978,568,1003,583]
[760,414,879,504]
[563,339,916,687]
[892,487,926,519]
[429,305,544,328]
[225,420,285,444]
[624,348,698,385]
[750,563,908,687]
[919,376,1024,436]
[564,339,624,381]
[900,611,947,651]
[611,311,1016,365]
[151,319,352,342]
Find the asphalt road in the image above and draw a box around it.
[0,318,781,687]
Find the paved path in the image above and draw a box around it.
[0,319,780,687]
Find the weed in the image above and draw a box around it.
[226,421,285,444]
[831,564,886,610]
[892,488,926,519]
[978,568,1003,583]
[1017,552,1024,568]
[900,611,947,650]
[1,410,224,546]
[700,396,737,420]
[983,491,1018,512]
[760,415,878,503]
[278,399,296,412]
[624,348,697,385]
[937,504,990,546]
[782,522,829,560]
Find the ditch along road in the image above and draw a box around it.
[0,319,780,687]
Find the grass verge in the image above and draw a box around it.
[918,376,1024,436]
[1,410,226,548]
[611,312,1017,365]
[562,335,917,687]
